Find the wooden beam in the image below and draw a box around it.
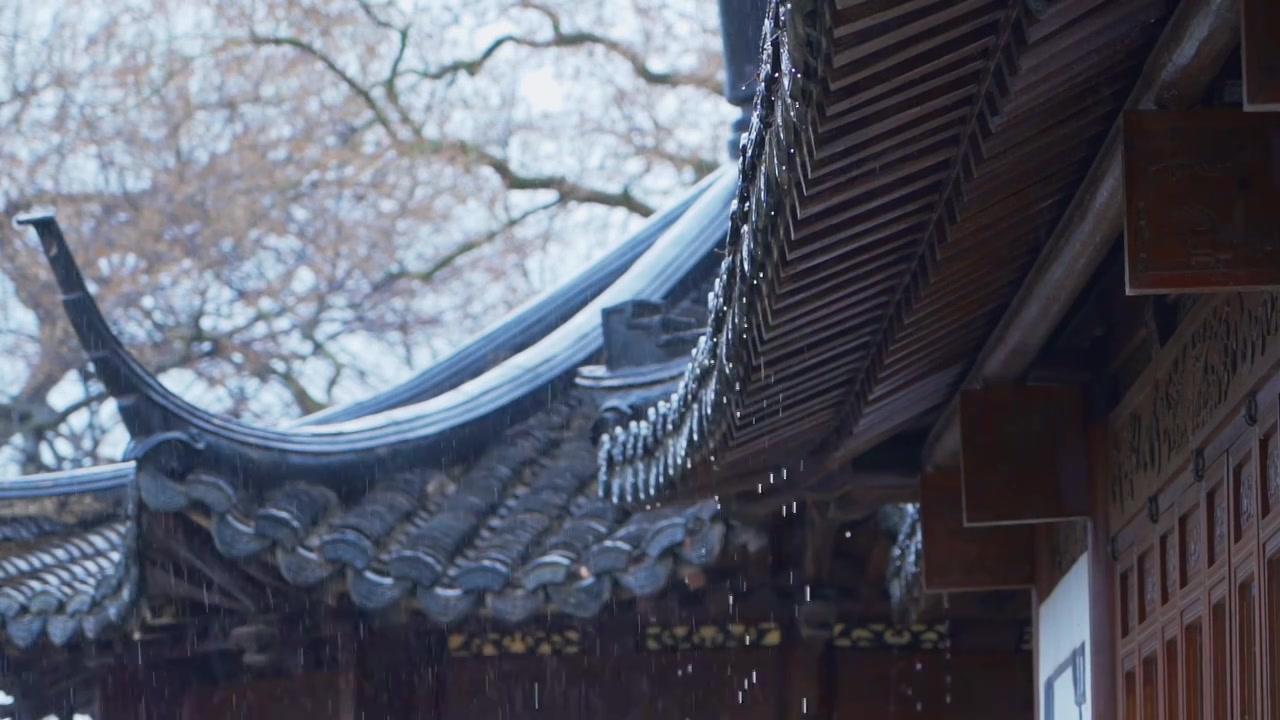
[1243,0,1280,111]
[959,384,1089,525]
[920,469,1035,592]
[1123,110,1280,294]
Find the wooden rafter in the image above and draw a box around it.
[921,0,1244,470]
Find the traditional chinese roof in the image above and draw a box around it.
[0,464,138,648]
[4,0,1168,649]
[3,157,741,647]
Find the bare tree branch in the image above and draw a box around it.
[370,197,561,295]
[244,33,657,216]
[0,0,725,472]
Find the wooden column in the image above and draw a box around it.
[1243,0,1280,111]
[1122,110,1280,294]
[920,468,1035,592]
[959,384,1090,526]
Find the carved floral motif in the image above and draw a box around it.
[1239,468,1255,528]
[1142,557,1157,618]
[1184,514,1201,572]
[1109,292,1280,525]
[1213,500,1227,563]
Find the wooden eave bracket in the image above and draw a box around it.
[957,383,1091,527]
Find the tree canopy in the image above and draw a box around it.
[0,0,730,473]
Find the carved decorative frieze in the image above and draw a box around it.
[444,619,957,656]
[447,629,584,657]
[638,620,951,652]
[828,622,949,651]
[642,621,782,652]
[1108,292,1280,527]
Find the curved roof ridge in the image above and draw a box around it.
[596,0,797,501]
[289,170,722,427]
[14,167,735,484]
[0,462,136,499]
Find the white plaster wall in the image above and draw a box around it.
[1037,554,1092,720]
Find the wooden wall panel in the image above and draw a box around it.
[831,651,1031,719]
[781,646,827,720]
[960,384,1090,525]
[1110,367,1280,720]
[1242,0,1280,111]
[182,672,355,720]
[354,629,441,720]
[1122,110,1280,295]
[1087,422,1117,720]
[921,469,1035,592]
[441,653,780,720]
[97,664,191,720]
[1107,292,1280,532]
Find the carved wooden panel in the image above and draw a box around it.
[1110,385,1280,720]
[1180,499,1203,589]
[1242,0,1280,111]
[1160,528,1177,607]
[1262,425,1279,523]
[1138,547,1157,625]
[832,651,1032,719]
[443,653,780,720]
[959,384,1090,525]
[920,469,1035,592]
[1108,292,1280,529]
[1122,110,1280,294]
[1207,478,1228,570]
[1230,431,1259,549]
